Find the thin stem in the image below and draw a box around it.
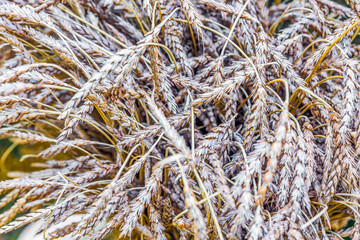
[305,19,360,84]
[220,0,250,56]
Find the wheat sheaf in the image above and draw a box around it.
[0,0,360,239]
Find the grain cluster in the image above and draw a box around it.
[0,0,360,239]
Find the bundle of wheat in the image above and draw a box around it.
[0,0,360,239]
